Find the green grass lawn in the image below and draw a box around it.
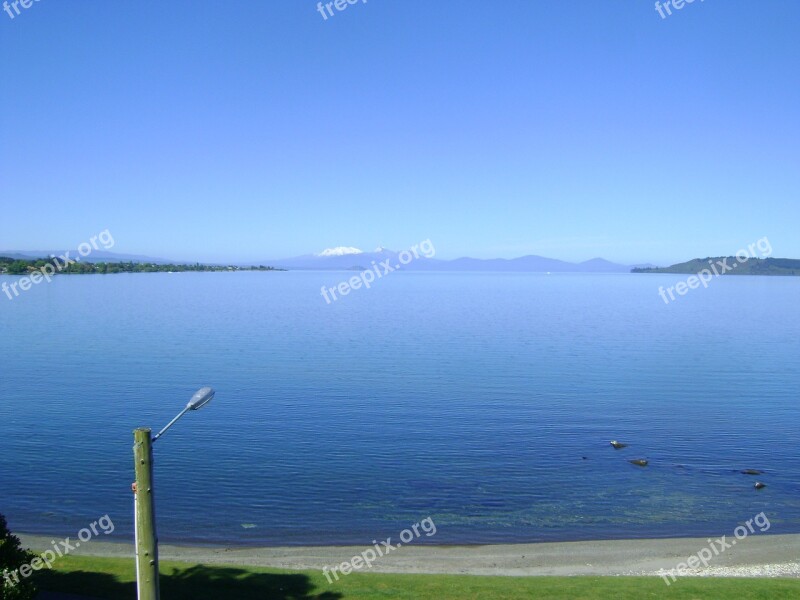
[32,554,800,599]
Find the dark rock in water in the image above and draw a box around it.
[754,482,767,490]
[741,469,764,475]
[629,459,648,467]
[610,440,628,449]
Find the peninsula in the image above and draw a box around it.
[632,257,800,276]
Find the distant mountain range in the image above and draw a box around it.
[268,246,654,272]
[7,247,799,275]
[0,247,655,273]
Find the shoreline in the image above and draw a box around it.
[18,533,800,578]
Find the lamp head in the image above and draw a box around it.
[187,387,215,411]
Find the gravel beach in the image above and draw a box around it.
[19,533,800,578]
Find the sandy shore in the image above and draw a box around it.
[18,533,800,578]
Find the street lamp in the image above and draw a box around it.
[153,387,215,442]
[133,387,216,600]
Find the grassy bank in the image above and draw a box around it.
[32,554,800,599]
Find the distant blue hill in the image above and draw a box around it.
[269,248,643,273]
[0,248,652,272]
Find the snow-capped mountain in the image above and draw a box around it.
[265,247,636,272]
[272,247,396,270]
[315,247,364,257]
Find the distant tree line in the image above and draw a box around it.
[0,257,283,275]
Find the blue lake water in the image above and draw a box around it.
[1,271,798,546]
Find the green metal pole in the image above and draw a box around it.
[133,428,160,600]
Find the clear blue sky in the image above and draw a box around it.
[1,1,798,264]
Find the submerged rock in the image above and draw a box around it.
[741,469,764,475]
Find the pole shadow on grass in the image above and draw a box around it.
[35,564,343,600]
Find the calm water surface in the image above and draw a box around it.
[0,271,798,545]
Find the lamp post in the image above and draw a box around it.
[133,387,215,600]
